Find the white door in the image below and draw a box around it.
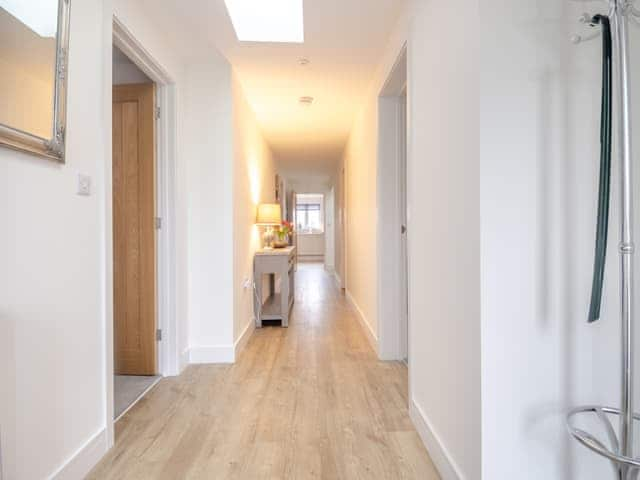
[399,89,408,363]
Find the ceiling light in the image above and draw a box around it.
[224,0,304,43]
[0,0,57,38]
[299,96,314,105]
[298,58,310,66]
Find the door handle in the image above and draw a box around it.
[401,225,407,234]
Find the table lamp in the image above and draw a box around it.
[255,203,282,249]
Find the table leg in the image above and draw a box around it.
[255,271,262,328]
[281,268,289,328]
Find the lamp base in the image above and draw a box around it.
[262,227,275,249]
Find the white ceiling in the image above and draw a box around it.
[158,0,406,174]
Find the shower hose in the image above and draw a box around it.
[588,14,612,323]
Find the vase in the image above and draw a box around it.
[273,234,289,249]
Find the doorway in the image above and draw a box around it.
[112,45,160,420]
[295,193,326,263]
[105,19,178,446]
[325,187,336,274]
[338,167,346,290]
[398,87,408,363]
[377,46,408,361]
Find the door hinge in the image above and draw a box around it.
[155,217,162,230]
[155,106,161,120]
[156,329,162,342]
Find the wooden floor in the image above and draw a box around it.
[89,262,439,480]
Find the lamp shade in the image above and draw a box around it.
[255,203,282,226]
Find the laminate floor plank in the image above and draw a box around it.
[89,263,439,480]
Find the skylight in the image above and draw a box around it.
[224,0,304,43]
[0,0,58,38]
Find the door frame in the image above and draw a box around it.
[105,16,178,448]
[340,166,347,290]
[376,45,408,361]
[324,187,336,273]
[398,86,408,362]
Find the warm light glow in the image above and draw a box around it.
[256,204,282,226]
[224,0,304,43]
[249,163,261,206]
[251,223,262,250]
[0,0,58,38]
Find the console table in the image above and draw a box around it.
[254,246,296,327]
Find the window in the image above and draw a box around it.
[295,194,324,233]
[296,203,321,231]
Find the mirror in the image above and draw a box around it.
[0,0,70,162]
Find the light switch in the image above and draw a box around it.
[77,174,91,196]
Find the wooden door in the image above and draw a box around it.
[113,83,156,375]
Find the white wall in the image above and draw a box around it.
[341,1,636,478]
[0,1,108,478]
[184,58,236,364]
[112,47,151,85]
[338,5,482,475]
[283,173,333,195]
[479,0,639,478]
[112,62,150,84]
[334,166,346,288]
[0,0,245,476]
[341,94,379,339]
[340,9,408,345]
[297,234,325,258]
[406,1,481,478]
[232,71,275,352]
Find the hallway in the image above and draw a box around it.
[89,263,438,479]
[5,0,631,477]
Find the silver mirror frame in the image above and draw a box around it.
[0,0,70,163]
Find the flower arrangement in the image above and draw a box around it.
[275,220,294,241]
[271,221,293,248]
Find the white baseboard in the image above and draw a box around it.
[189,345,235,364]
[409,400,464,480]
[345,290,378,354]
[188,320,255,366]
[49,428,108,480]
[234,319,255,358]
